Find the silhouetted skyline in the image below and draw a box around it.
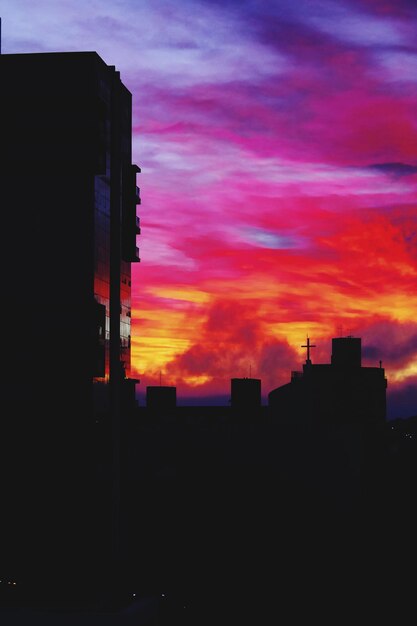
[1,1,416,420]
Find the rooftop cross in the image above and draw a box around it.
[301,336,316,364]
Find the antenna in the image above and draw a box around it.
[249,363,252,378]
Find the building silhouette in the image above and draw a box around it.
[146,385,177,410]
[0,52,140,605]
[231,377,262,410]
[268,336,387,424]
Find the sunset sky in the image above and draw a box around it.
[3,0,416,417]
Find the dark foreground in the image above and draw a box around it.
[1,415,416,624]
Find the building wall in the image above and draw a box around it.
[1,52,140,405]
[0,51,140,599]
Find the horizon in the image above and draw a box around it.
[138,332,414,418]
[2,0,416,420]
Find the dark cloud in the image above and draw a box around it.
[387,376,417,419]
[350,0,417,18]
[258,340,299,390]
[368,162,417,177]
[251,12,342,61]
[362,321,417,367]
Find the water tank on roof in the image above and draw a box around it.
[331,336,361,368]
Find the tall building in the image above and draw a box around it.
[0,52,140,604]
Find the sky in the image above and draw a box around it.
[2,0,417,417]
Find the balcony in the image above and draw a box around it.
[135,246,140,262]
[135,215,141,234]
[135,186,141,204]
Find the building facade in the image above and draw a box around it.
[0,52,140,603]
